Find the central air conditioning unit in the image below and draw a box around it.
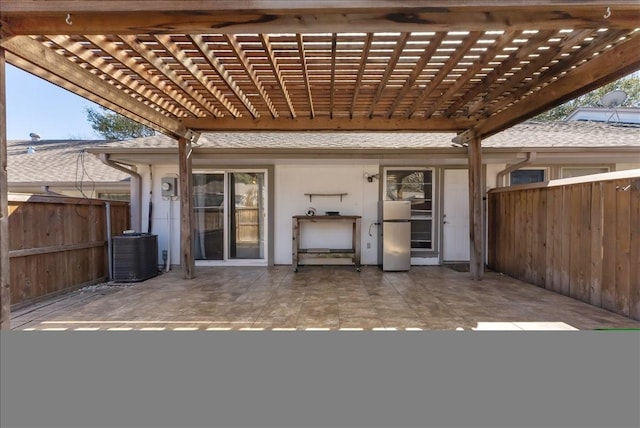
[112,233,159,282]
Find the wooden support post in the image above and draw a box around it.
[178,136,195,279]
[467,130,484,280]
[0,47,10,329]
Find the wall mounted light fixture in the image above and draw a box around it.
[364,173,379,182]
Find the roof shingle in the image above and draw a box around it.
[97,121,640,151]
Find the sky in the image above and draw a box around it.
[5,63,102,141]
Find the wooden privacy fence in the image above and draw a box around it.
[7,194,130,307]
[488,170,640,321]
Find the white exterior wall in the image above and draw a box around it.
[616,162,640,171]
[137,165,181,267]
[135,158,632,268]
[274,164,380,265]
[138,163,385,267]
[485,164,502,190]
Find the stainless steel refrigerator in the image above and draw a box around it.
[379,200,411,271]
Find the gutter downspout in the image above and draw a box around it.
[496,152,537,187]
[99,154,142,232]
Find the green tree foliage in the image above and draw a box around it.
[534,75,640,121]
[86,106,155,140]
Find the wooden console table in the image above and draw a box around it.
[292,215,361,272]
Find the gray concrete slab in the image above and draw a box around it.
[10,266,640,331]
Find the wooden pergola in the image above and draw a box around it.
[1,1,639,329]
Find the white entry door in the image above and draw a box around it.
[443,169,470,262]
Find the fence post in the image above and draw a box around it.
[106,202,113,281]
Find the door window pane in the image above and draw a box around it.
[193,173,224,260]
[386,169,434,251]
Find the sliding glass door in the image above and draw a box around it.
[193,171,266,263]
[229,172,265,260]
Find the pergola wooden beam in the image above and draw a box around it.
[223,34,279,118]
[443,30,556,118]
[422,29,518,119]
[406,32,482,118]
[476,28,629,119]
[367,32,410,118]
[188,34,260,119]
[180,116,476,132]
[118,35,223,118]
[84,35,203,118]
[178,136,194,279]
[477,31,640,137]
[297,34,315,119]
[386,32,446,118]
[329,33,337,119]
[45,35,182,118]
[154,35,240,118]
[467,130,484,280]
[2,2,639,36]
[349,33,373,119]
[2,36,187,138]
[260,34,296,118]
[0,47,10,330]
[0,1,638,296]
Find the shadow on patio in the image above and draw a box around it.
[11,266,640,331]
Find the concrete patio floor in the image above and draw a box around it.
[10,266,640,331]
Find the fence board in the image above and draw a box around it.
[615,180,631,317]
[589,182,603,308]
[559,186,571,296]
[601,181,617,312]
[488,173,639,321]
[536,188,547,287]
[524,190,534,284]
[7,195,129,306]
[544,188,554,290]
[629,181,640,320]
[550,187,564,292]
[572,184,591,302]
[514,191,524,279]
